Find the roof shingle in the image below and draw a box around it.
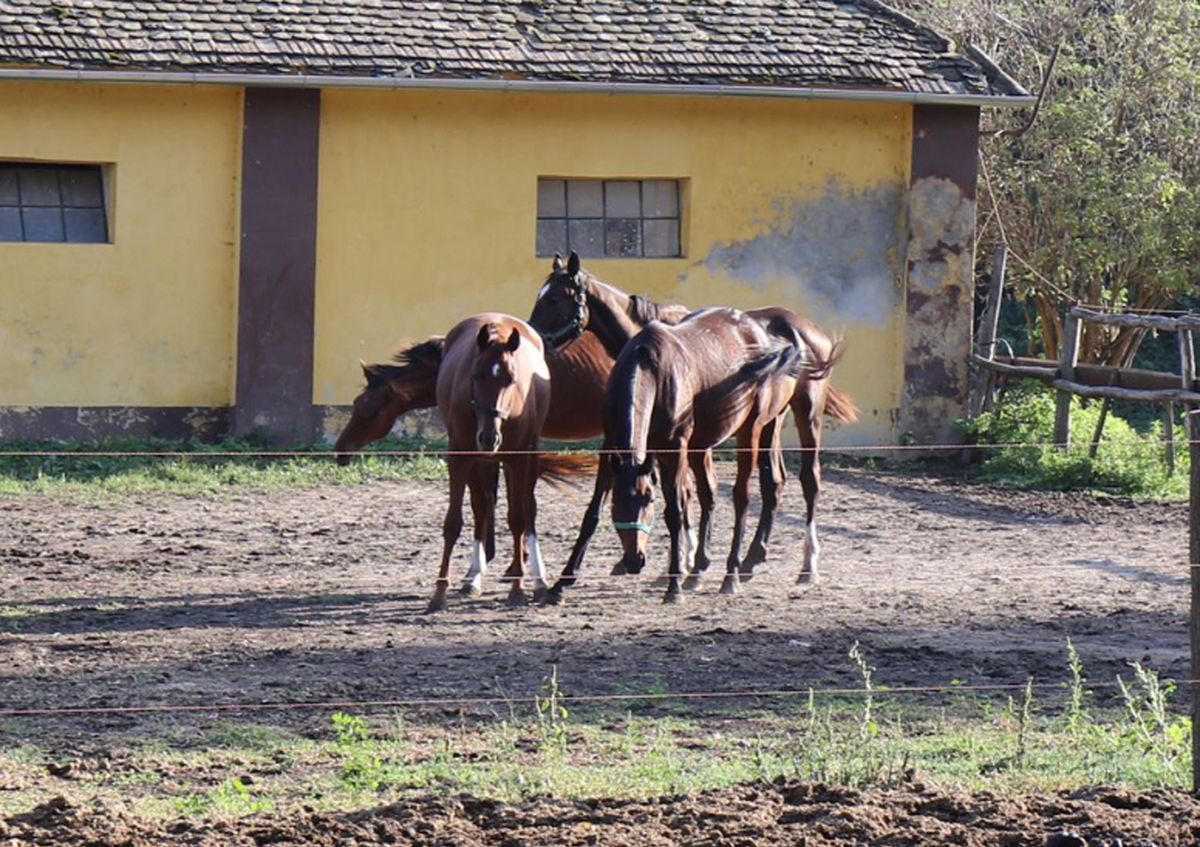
[0,0,1028,98]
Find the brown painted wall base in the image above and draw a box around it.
[0,407,233,442]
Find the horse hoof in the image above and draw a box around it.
[425,595,448,614]
[610,559,629,576]
[682,574,702,591]
[540,588,565,607]
[796,571,820,586]
[719,575,739,595]
[506,589,528,608]
[662,588,682,605]
[532,586,549,605]
[459,582,481,597]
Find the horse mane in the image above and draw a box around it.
[392,336,445,369]
[627,294,665,325]
[364,336,445,386]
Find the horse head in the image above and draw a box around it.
[333,337,444,465]
[472,324,525,453]
[334,363,406,465]
[528,251,589,351]
[610,452,656,574]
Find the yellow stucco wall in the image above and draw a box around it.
[315,90,911,446]
[0,82,240,406]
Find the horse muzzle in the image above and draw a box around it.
[477,430,503,453]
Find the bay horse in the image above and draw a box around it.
[603,308,834,603]
[528,252,857,596]
[425,313,557,613]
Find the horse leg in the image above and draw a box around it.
[427,457,468,613]
[682,451,716,591]
[544,451,613,604]
[796,393,823,584]
[461,461,498,596]
[486,461,499,563]
[743,415,785,573]
[522,455,550,604]
[661,448,689,604]
[723,427,758,594]
[503,457,531,607]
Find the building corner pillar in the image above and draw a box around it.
[899,104,980,446]
[233,87,320,443]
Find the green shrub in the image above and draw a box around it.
[960,383,1188,498]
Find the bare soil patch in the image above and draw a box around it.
[3,782,1198,846]
[0,466,1191,839]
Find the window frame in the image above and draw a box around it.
[535,177,684,260]
[0,161,112,245]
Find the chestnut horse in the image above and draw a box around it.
[603,308,835,603]
[426,313,555,613]
[334,329,614,567]
[528,252,858,595]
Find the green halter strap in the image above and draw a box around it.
[612,518,654,535]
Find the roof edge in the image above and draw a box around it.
[0,67,1038,107]
[965,45,1032,99]
[856,0,1030,98]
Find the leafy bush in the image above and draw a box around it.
[960,383,1188,497]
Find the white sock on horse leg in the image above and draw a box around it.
[465,539,488,591]
[526,533,547,589]
[803,519,820,577]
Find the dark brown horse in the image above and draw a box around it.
[603,308,834,603]
[528,252,857,596]
[425,313,555,613]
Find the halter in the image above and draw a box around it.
[470,399,511,421]
[612,518,654,535]
[540,274,589,348]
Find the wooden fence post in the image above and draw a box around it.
[1166,402,1178,477]
[1054,313,1082,448]
[970,245,1008,418]
[1182,330,1196,394]
[1189,407,1199,795]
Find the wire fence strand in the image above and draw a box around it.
[0,439,1196,460]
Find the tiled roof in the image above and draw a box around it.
[0,1,1028,98]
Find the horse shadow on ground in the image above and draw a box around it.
[0,595,1186,755]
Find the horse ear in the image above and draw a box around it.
[552,253,566,273]
[360,360,372,379]
[567,250,580,276]
[476,324,492,350]
[505,329,522,352]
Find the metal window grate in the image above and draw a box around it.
[536,178,681,259]
[0,163,109,244]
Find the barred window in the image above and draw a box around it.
[536,178,682,259]
[0,163,109,244]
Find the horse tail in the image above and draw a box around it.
[537,452,598,487]
[785,335,846,382]
[823,384,859,423]
[707,340,807,421]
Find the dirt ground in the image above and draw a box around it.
[0,465,1194,842]
[3,782,1199,847]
